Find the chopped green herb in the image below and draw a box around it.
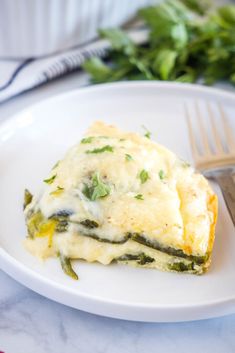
[145,131,151,139]
[59,253,79,280]
[119,138,125,142]
[135,194,144,200]
[125,154,133,161]
[43,174,56,184]
[23,189,33,210]
[52,161,60,170]
[139,169,149,184]
[142,125,151,139]
[86,145,114,154]
[50,186,64,196]
[159,170,165,180]
[83,172,111,201]
[181,160,191,168]
[81,136,94,144]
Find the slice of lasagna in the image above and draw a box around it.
[23,121,217,279]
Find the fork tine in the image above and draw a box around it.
[195,101,211,155]
[217,103,235,153]
[184,103,200,161]
[207,102,224,154]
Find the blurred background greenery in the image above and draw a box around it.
[83,0,235,86]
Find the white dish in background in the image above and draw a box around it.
[0,82,235,322]
[0,0,155,58]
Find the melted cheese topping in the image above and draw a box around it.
[25,121,217,260]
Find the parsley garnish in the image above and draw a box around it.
[83,3,234,86]
[86,145,114,154]
[125,154,133,161]
[181,160,191,168]
[81,136,94,144]
[50,186,64,196]
[145,132,151,139]
[135,194,144,200]
[52,161,60,170]
[44,174,56,184]
[139,169,149,184]
[142,125,151,139]
[159,170,165,180]
[83,172,111,201]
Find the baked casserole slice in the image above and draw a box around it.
[23,121,217,279]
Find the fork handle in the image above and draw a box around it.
[215,174,235,227]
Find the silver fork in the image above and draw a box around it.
[185,102,235,226]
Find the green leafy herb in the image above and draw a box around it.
[82,57,112,83]
[59,253,79,280]
[50,186,64,196]
[159,170,165,180]
[43,174,56,184]
[180,0,210,15]
[81,136,94,144]
[86,145,114,154]
[125,154,133,161]
[99,28,136,56]
[52,161,60,170]
[135,194,144,200]
[153,49,178,80]
[23,189,33,210]
[83,1,235,86]
[142,125,151,139]
[139,169,149,184]
[83,172,111,201]
[181,160,191,168]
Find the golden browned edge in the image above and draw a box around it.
[202,193,218,273]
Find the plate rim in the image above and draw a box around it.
[1,81,235,322]
[1,80,235,130]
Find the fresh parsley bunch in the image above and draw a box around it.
[83,0,235,85]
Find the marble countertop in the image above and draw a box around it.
[0,71,235,353]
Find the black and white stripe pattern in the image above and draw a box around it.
[0,28,148,104]
[38,41,109,82]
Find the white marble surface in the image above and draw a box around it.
[0,269,235,353]
[1,70,235,353]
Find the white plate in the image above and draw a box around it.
[0,82,235,323]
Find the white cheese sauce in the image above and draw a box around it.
[25,121,215,257]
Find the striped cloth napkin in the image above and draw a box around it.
[0,28,147,104]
